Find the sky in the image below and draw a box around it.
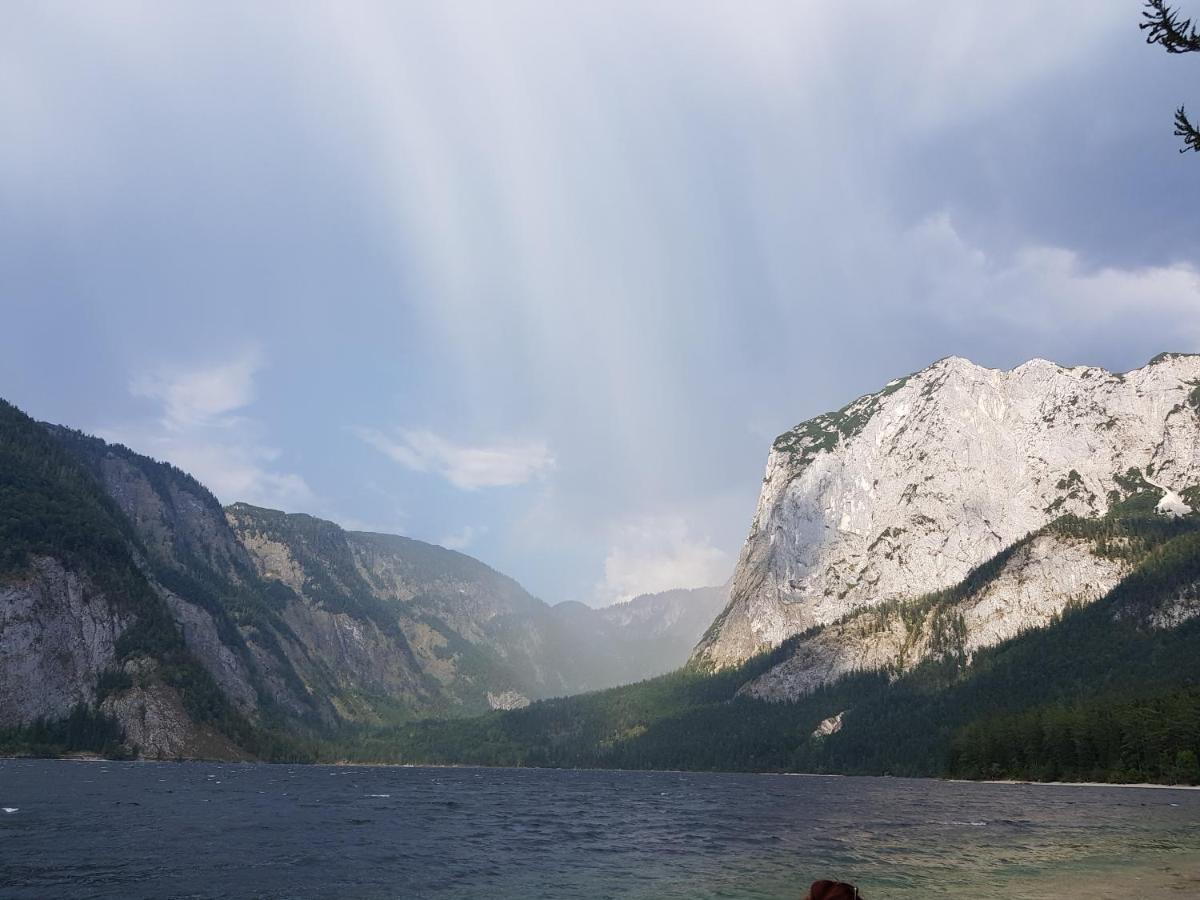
[3,2,1200,606]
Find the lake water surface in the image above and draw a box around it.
[1,759,1198,899]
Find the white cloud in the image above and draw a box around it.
[131,347,262,430]
[357,427,555,490]
[105,350,315,511]
[597,514,730,604]
[439,525,485,551]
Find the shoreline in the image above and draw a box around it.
[972,777,1200,791]
[6,755,1200,790]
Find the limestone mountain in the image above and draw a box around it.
[693,352,1200,698]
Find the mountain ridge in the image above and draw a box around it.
[0,400,723,757]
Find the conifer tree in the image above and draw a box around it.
[1142,0,1200,152]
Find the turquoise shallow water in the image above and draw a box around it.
[1,759,1197,898]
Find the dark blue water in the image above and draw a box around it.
[1,760,1198,899]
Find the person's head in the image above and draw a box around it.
[803,880,861,900]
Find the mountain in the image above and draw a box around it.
[224,504,726,710]
[12,350,1198,777]
[0,399,721,758]
[596,585,729,680]
[0,402,260,759]
[376,503,1200,782]
[693,353,1200,677]
[224,501,552,715]
[349,352,1200,784]
[536,585,730,689]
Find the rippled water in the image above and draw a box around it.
[1,760,1198,899]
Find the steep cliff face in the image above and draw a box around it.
[52,431,320,723]
[227,504,549,714]
[0,557,128,725]
[740,525,1131,701]
[0,401,263,758]
[694,353,1200,670]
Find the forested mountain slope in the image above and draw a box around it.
[356,507,1200,783]
[0,399,722,757]
[0,400,269,758]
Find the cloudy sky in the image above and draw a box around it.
[3,2,1199,605]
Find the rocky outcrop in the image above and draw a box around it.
[740,530,1129,700]
[487,690,531,710]
[0,556,249,759]
[695,354,1200,670]
[100,665,248,760]
[811,712,844,738]
[163,591,259,715]
[0,557,127,725]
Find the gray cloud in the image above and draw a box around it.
[2,2,1197,604]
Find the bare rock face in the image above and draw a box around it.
[695,354,1200,670]
[0,557,127,725]
[52,433,305,723]
[93,451,250,578]
[163,591,259,715]
[0,556,253,758]
[811,712,845,738]
[487,690,531,711]
[740,531,1129,701]
[278,601,431,720]
[100,669,247,760]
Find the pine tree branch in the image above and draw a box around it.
[1142,0,1200,52]
[1176,106,1200,151]
[1143,3,1200,153]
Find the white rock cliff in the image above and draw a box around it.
[694,354,1200,671]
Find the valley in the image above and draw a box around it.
[4,353,1200,786]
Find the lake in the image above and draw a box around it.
[1,760,1197,898]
